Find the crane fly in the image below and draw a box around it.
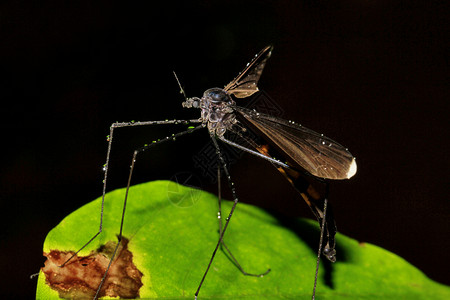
[58,45,357,299]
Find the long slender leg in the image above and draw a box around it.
[312,197,328,300]
[309,183,336,263]
[217,165,224,234]
[220,131,337,258]
[216,165,270,277]
[92,124,204,299]
[59,119,201,268]
[194,136,242,300]
[282,177,335,299]
[219,136,290,169]
[224,132,338,260]
[241,140,336,299]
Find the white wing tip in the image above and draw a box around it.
[346,158,357,179]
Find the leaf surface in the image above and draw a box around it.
[37,180,450,299]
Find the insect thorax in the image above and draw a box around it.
[183,88,237,137]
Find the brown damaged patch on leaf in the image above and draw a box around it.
[41,237,143,299]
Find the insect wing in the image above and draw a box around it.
[236,107,357,180]
[224,45,273,98]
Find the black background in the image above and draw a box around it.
[1,1,448,298]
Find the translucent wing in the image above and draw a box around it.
[235,107,357,180]
[224,45,273,98]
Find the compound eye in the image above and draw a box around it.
[204,88,228,103]
[211,92,225,102]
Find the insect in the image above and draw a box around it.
[60,45,357,299]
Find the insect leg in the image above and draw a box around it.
[91,123,204,299]
[60,119,202,269]
[194,136,242,299]
[222,131,338,261]
[218,136,290,168]
[296,181,336,263]
[312,194,329,300]
[216,164,271,277]
[55,119,200,299]
[237,139,336,299]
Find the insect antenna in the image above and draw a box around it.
[173,71,188,101]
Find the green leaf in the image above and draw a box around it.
[37,180,450,299]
